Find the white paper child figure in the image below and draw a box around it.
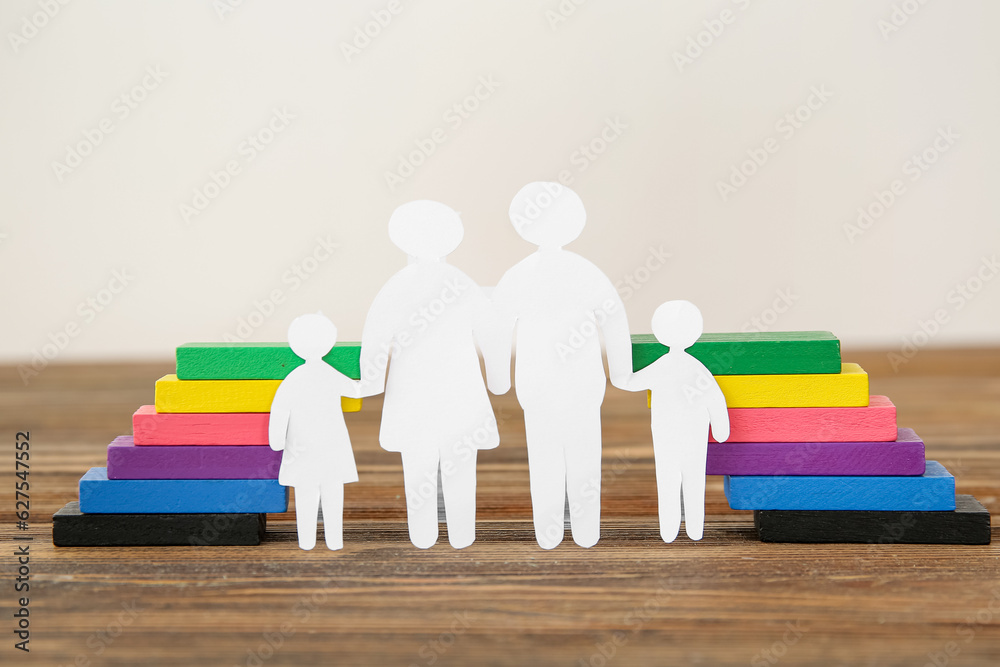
[269,313,362,551]
[624,300,730,542]
[360,200,502,550]
[486,182,632,550]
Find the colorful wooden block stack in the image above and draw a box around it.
[52,342,363,547]
[53,331,988,547]
[632,331,990,545]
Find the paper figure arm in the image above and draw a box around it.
[359,289,393,398]
[338,371,362,400]
[705,374,731,443]
[595,279,632,390]
[480,280,514,395]
[268,382,291,452]
[621,364,656,392]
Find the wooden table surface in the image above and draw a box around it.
[2,348,999,666]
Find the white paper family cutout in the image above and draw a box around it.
[269,313,362,550]
[269,184,729,551]
[624,300,730,542]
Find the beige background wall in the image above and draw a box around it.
[2,0,998,366]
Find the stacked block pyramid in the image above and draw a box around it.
[52,343,363,547]
[53,331,989,546]
[637,331,990,545]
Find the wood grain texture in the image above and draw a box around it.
[2,348,999,666]
[132,405,270,445]
[649,363,870,409]
[154,375,362,413]
[724,461,955,511]
[107,436,281,480]
[754,495,991,545]
[53,501,266,546]
[710,395,897,443]
[706,427,925,476]
[176,342,361,380]
[79,467,289,513]
[632,331,841,374]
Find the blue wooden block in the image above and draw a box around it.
[724,461,955,511]
[78,467,288,514]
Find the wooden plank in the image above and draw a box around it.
[724,460,955,511]
[176,342,361,380]
[132,405,270,445]
[706,427,925,476]
[52,501,266,547]
[754,495,991,544]
[631,331,841,375]
[154,374,362,413]
[710,395,897,443]
[648,363,869,409]
[107,436,281,479]
[78,467,289,513]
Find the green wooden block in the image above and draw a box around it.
[176,342,361,380]
[631,331,841,375]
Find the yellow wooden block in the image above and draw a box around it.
[155,375,362,414]
[647,363,869,409]
[341,397,362,412]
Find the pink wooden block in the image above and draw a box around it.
[132,405,269,446]
[710,395,897,443]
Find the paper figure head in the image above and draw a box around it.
[288,312,338,361]
[508,182,586,249]
[651,300,703,351]
[388,200,464,260]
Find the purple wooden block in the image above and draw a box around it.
[107,436,281,480]
[706,428,925,476]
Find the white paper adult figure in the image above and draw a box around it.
[486,182,632,550]
[359,200,502,550]
[269,312,362,551]
[624,300,730,542]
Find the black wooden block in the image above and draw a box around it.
[754,495,991,544]
[52,501,266,547]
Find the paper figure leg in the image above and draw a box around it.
[681,455,707,541]
[294,485,321,550]
[524,409,567,550]
[440,447,478,549]
[565,413,602,548]
[401,449,441,549]
[320,482,345,550]
[653,445,682,543]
